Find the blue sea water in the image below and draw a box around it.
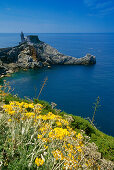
[0,33,114,136]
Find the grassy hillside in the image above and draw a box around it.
[0,90,114,169]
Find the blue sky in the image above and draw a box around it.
[0,0,114,33]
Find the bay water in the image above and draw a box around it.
[0,33,114,136]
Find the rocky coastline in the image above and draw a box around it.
[0,34,96,78]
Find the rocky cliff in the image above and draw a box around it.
[0,37,96,76]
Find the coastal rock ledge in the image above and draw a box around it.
[0,33,96,76]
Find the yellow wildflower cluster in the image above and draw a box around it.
[52,150,64,160]
[3,101,43,120]
[35,157,44,167]
[49,127,70,140]
[3,101,105,169]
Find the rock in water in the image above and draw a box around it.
[0,35,96,76]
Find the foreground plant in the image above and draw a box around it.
[0,100,113,170]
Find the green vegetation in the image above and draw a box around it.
[0,81,114,169]
[1,93,114,162]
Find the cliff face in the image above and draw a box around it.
[0,38,96,76]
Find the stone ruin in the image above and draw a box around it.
[20,32,40,44]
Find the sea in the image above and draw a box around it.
[0,33,114,136]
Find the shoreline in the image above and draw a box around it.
[0,34,96,78]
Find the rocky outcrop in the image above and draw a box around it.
[0,37,96,77]
[33,43,96,65]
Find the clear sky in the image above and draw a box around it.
[0,0,114,33]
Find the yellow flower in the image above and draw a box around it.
[44,145,48,149]
[8,119,12,122]
[49,128,69,140]
[76,133,83,139]
[35,157,44,167]
[24,112,35,118]
[68,152,72,158]
[52,150,64,160]
[56,121,62,127]
[37,134,42,139]
[42,138,49,142]
[28,103,34,109]
[18,102,25,107]
[76,145,82,152]
[3,104,12,109]
[8,111,15,115]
